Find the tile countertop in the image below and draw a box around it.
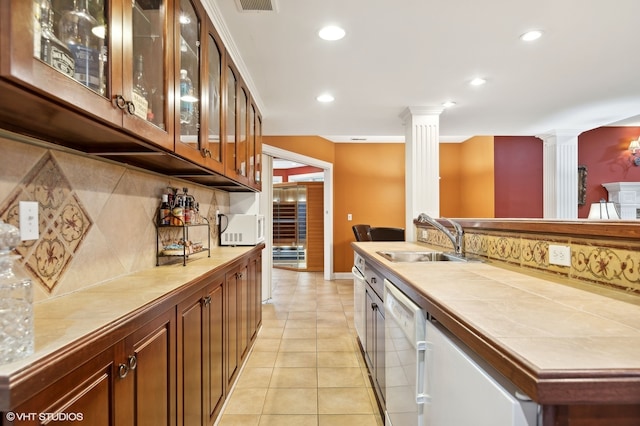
[0,246,256,380]
[352,241,640,405]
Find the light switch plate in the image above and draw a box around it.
[549,244,571,267]
[19,201,39,241]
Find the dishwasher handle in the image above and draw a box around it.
[351,266,365,280]
[416,340,432,404]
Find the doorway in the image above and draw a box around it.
[261,144,334,301]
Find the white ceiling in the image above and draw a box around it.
[205,0,640,142]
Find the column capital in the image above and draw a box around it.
[399,106,445,123]
[536,129,584,144]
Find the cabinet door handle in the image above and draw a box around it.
[113,94,127,110]
[128,355,137,371]
[118,363,129,379]
[125,101,136,115]
[371,277,377,284]
[203,296,211,306]
[371,302,378,310]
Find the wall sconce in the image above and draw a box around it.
[629,138,640,166]
[587,199,620,219]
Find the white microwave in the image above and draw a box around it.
[219,214,265,246]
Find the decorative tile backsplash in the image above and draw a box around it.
[419,228,640,295]
[0,135,229,302]
[0,152,92,292]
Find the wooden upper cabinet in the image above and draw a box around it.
[250,102,262,190]
[174,11,226,175]
[0,0,174,150]
[0,0,261,190]
[202,23,225,174]
[122,0,174,149]
[237,85,249,181]
[223,56,251,186]
[224,59,238,180]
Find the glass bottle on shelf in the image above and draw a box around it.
[132,0,165,130]
[180,69,196,133]
[132,55,153,121]
[58,0,105,93]
[159,194,171,225]
[36,0,75,78]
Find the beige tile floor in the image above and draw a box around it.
[216,268,384,426]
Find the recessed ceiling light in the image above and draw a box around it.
[520,30,542,41]
[318,25,345,41]
[469,77,486,86]
[316,93,335,103]
[442,101,456,108]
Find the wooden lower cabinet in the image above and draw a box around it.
[248,252,262,341]
[8,347,117,425]
[1,248,263,426]
[177,274,225,426]
[117,309,176,426]
[6,308,175,426]
[224,254,261,394]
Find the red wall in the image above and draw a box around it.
[274,165,323,182]
[494,136,543,218]
[578,126,640,218]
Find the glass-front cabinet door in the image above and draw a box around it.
[1,0,174,149]
[173,0,205,164]
[2,0,120,125]
[123,0,174,148]
[202,26,224,174]
[251,104,262,190]
[237,86,248,180]
[224,62,237,178]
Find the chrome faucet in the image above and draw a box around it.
[417,213,464,255]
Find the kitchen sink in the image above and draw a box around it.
[377,250,476,262]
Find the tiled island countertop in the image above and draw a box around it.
[353,241,640,406]
[0,246,256,410]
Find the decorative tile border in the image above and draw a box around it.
[418,228,640,295]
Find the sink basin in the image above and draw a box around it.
[377,250,470,262]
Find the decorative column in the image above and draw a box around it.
[537,129,581,219]
[400,106,444,241]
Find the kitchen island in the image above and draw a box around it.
[353,240,640,426]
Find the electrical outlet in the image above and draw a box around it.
[549,244,571,267]
[19,201,39,241]
[347,213,352,221]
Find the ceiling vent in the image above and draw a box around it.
[235,0,277,12]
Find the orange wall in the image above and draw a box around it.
[334,143,405,273]
[459,136,495,217]
[439,143,462,216]
[440,137,495,217]
[264,136,404,273]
